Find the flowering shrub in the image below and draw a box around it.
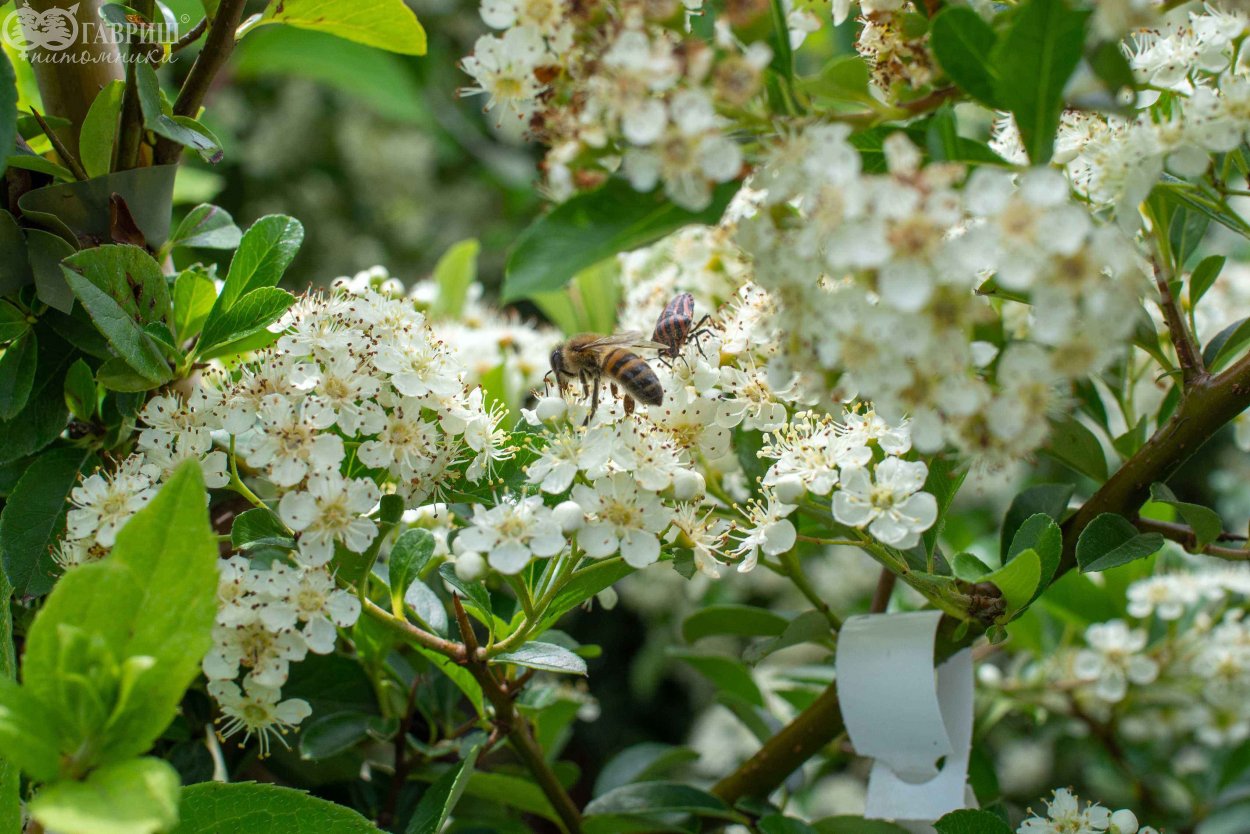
[2,0,1250,832]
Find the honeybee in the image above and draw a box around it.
[549,333,664,422]
[651,292,712,365]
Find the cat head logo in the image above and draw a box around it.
[3,3,80,56]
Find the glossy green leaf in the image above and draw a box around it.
[813,818,910,834]
[5,154,72,181]
[135,62,222,163]
[1000,483,1073,560]
[61,245,169,325]
[1043,415,1107,482]
[168,204,242,250]
[990,0,1089,164]
[0,330,36,420]
[388,528,436,609]
[407,744,480,834]
[982,547,1041,618]
[437,563,495,630]
[243,0,427,55]
[1203,315,1250,372]
[430,239,479,319]
[930,7,999,106]
[1076,513,1165,573]
[0,676,62,782]
[170,782,381,833]
[503,179,738,302]
[1190,254,1225,306]
[196,286,294,358]
[0,302,28,344]
[29,757,180,834]
[404,580,448,635]
[79,80,125,179]
[933,809,1013,834]
[492,641,588,676]
[172,267,218,342]
[1148,483,1223,551]
[682,604,788,643]
[22,463,218,767]
[951,551,992,582]
[742,609,832,664]
[1007,513,1062,601]
[669,650,762,706]
[593,743,700,797]
[63,357,96,421]
[216,215,304,312]
[231,507,294,550]
[585,781,742,822]
[61,264,171,385]
[0,446,93,598]
[96,357,164,392]
[298,712,392,761]
[0,326,73,464]
[759,815,819,834]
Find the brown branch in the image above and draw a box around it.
[29,108,87,180]
[115,0,158,171]
[1154,260,1205,388]
[870,568,896,613]
[170,17,209,54]
[154,0,249,165]
[453,597,583,834]
[377,677,421,829]
[1134,517,1250,561]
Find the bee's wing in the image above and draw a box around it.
[582,331,656,349]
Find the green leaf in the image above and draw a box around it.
[982,547,1041,618]
[933,808,1013,834]
[990,0,1090,164]
[216,215,304,312]
[759,815,819,834]
[742,609,832,664]
[1008,513,1062,601]
[404,581,448,635]
[196,287,295,358]
[952,551,992,582]
[1000,483,1072,560]
[922,454,966,557]
[593,743,700,797]
[1148,483,1223,550]
[492,641,588,676]
[0,326,73,464]
[172,267,218,342]
[1076,513,1165,573]
[25,228,75,314]
[61,265,171,385]
[1190,254,1225,306]
[584,781,742,822]
[407,745,481,834]
[536,559,635,633]
[0,50,14,179]
[298,712,392,760]
[437,563,495,629]
[1203,315,1250,371]
[0,301,28,344]
[63,358,97,421]
[1087,39,1135,103]
[503,179,738,302]
[230,507,294,550]
[22,462,218,767]
[416,646,484,718]
[812,818,910,834]
[930,7,999,106]
[61,245,169,325]
[170,782,381,833]
[0,446,93,598]
[388,527,436,605]
[682,604,788,643]
[168,204,242,251]
[30,757,180,834]
[5,154,72,181]
[798,55,874,105]
[430,239,479,319]
[135,62,222,163]
[96,357,163,392]
[79,80,125,179]
[244,0,427,55]
[0,676,63,781]
[0,330,36,420]
[669,650,762,706]
[1043,415,1107,482]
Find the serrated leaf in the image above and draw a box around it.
[61,244,169,325]
[61,262,171,385]
[503,179,738,302]
[492,641,588,676]
[1076,513,1164,573]
[170,782,380,833]
[215,215,304,312]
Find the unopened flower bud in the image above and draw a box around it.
[772,474,806,504]
[671,469,705,501]
[596,587,618,610]
[454,550,486,581]
[1110,810,1138,834]
[553,500,584,532]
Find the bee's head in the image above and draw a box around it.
[549,348,565,376]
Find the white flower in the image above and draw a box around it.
[572,473,673,568]
[372,328,463,400]
[1073,620,1159,703]
[832,458,937,549]
[266,565,362,654]
[672,504,731,577]
[460,27,548,116]
[1019,788,1111,834]
[238,394,344,488]
[209,677,311,757]
[1127,575,1200,621]
[458,495,566,574]
[717,364,789,432]
[731,496,796,573]
[66,455,159,547]
[203,620,309,688]
[278,472,381,566]
[528,426,614,494]
[358,401,440,480]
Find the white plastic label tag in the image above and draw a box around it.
[835,611,975,824]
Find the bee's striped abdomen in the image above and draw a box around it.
[652,292,695,356]
[601,348,664,405]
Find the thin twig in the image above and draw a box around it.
[154,0,248,165]
[1153,259,1205,389]
[29,108,87,180]
[377,677,421,829]
[170,16,208,53]
[1134,517,1250,561]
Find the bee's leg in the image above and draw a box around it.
[579,371,590,398]
[586,376,600,426]
[624,395,635,416]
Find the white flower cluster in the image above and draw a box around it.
[1019,788,1156,834]
[733,125,1146,470]
[994,4,1250,219]
[460,0,773,208]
